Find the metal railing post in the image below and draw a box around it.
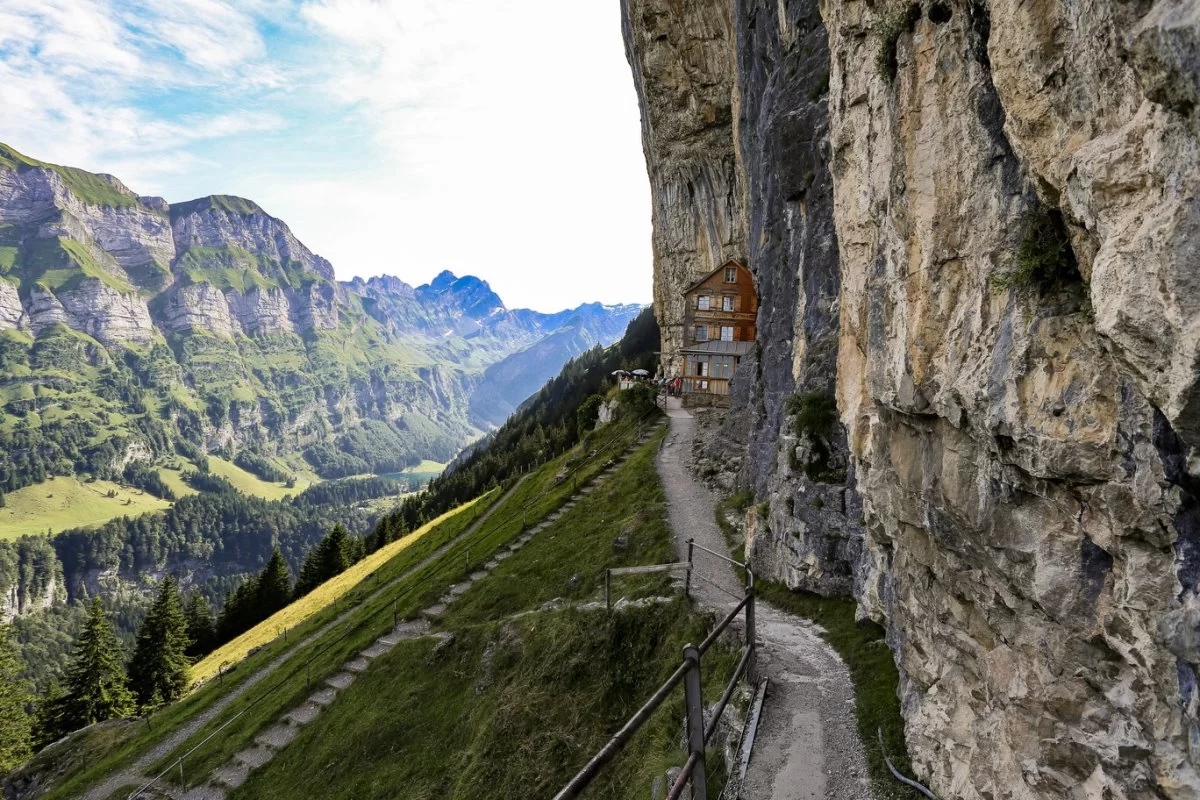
[683,644,707,800]
[685,539,694,599]
[745,585,757,685]
[605,569,612,613]
[178,758,184,788]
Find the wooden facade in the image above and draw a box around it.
[679,260,757,399]
[681,259,758,348]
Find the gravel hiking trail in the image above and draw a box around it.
[83,477,525,800]
[657,397,874,800]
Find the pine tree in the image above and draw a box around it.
[128,578,190,709]
[295,525,354,598]
[57,598,133,731]
[183,595,216,659]
[0,623,32,773]
[218,581,255,641]
[33,680,66,748]
[371,516,392,553]
[255,548,291,616]
[322,524,351,577]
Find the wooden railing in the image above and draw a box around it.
[557,545,756,800]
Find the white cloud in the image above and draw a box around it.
[0,0,653,311]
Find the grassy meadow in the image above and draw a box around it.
[0,476,171,539]
[206,456,312,501]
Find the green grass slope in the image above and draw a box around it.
[231,427,740,800]
[0,476,171,539]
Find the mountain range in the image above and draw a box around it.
[0,142,641,491]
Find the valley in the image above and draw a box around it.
[0,141,643,704]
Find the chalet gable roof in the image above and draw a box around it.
[682,259,749,295]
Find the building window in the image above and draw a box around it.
[724,266,737,283]
[697,295,710,310]
[694,325,708,341]
[722,296,735,312]
[694,359,709,376]
[720,326,734,342]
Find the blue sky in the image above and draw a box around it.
[0,0,653,312]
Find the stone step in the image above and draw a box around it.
[308,687,337,707]
[361,638,398,658]
[325,672,355,690]
[255,724,299,750]
[393,619,430,638]
[233,745,274,770]
[470,570,488,580]
[345,657,370,673]
[422,603,447,618]
[211,763,250,791]
[181,785,226,800]
[286,702,322,726]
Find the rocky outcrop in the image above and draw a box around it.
[55,282,154,345]
[727,0,863,597]
[25,282,154,345]
[0,281,25,330]
[825,0,1200,796]
[170,196,335,283]
[621,0,747,374]
[626,0,1200,797]
[160,281,238,336]
[0,159,174,292]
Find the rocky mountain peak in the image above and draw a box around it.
[359,274,416,299]
[416,271,504,321]
[169,194,268,220]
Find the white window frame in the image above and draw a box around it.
[694,325,708,341]
[724,266,737,283]
[722,296,735,312]
[720,326,734,342]
[697,295,710,310]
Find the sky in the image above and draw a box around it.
[0,0,654,312]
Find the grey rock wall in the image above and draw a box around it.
[170,201,335,283]
[0,280,25,330]
[620,0,747,375]
[730,0,863,596]
[626,0,1200,796]
[825,0,1200,796]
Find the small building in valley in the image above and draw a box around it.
[679,259,757,398]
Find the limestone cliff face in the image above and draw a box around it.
[0,164,175,288]
[169,196,335,282]
[825,0,1200,796]
[626,0,1200,797]
[728,0,864,597]
[0,280,23,330]
[621,0,747,374]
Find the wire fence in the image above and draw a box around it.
[125,406,665,799]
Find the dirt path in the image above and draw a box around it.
[85,478,527,800]
[657,398,873,800]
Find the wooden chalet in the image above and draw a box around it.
[679,259,758,398]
